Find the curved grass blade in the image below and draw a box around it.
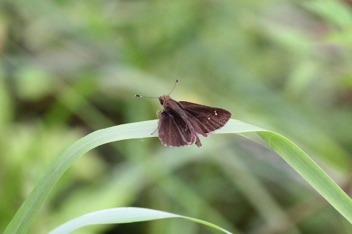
[4,120,158,234]
[49,207,232,234]
[4,119,352,234]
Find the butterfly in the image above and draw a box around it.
[135,80,231,147]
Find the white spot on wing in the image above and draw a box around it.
[214,110,218,116]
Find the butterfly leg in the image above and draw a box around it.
[195,136,202,147]
[156,110,161,119]
[150,110,161,135]
[151,127,158,135]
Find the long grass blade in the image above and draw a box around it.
[4,119,352,234]
[49,207,232,234]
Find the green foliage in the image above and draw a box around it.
[1,0,352,233]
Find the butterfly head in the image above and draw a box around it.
[159,95,171,106]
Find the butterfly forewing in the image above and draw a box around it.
[158,110,196,147]
[179,101,232,137]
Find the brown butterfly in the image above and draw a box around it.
[135,80,231,147]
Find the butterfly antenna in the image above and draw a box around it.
[134,94,158,98]
[168,79,179,96]
[135,79,178,98]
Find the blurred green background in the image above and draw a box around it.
[1,0,352,233]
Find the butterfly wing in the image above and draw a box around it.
[158,110,197,147]
[179,101,232,137]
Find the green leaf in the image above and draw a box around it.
[49,207,232,234]
[257,131,352,222]
[4,119,352,234]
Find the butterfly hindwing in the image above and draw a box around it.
[158,110,196,147]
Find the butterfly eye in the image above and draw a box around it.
[159,98,164,105]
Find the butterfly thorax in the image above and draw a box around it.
[159,95,182,112]
[160,95,192,124]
